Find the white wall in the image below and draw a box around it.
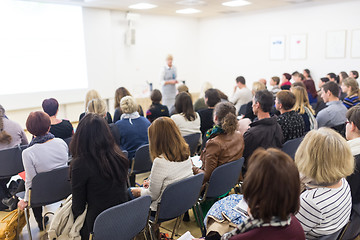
[198,0,360,96]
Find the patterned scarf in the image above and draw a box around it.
[206,125,224,139]
[221,216,292,240]
[29,132,55,147]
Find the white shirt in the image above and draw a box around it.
[229,87,252,114]
[171,113,201,137]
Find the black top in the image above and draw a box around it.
[49,120,73,140]
[277,111,305,143]
[113,105,144,123]
[71,158,128,239]
[198,108,214,136]
[79,112,113,124]
[347,154,360,204]
[146,103,169,122]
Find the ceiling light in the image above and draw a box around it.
[128,3,157,9]
[222,0,251,7]
[176,8,202,14]
[176,0,206,6]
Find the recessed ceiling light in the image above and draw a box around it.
[129,3,157,9]
[222,0,251,7]
[176,8,202,14]
[176,0,206,6]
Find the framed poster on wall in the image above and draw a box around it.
[270,35,285,60]
[326,30,346,58]
[351,29,360,58]
[290,34,307,59]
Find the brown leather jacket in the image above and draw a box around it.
[193,131,244,184]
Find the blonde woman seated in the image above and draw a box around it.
[295,128,354,239]
[342,77,360,109]
[193,102,244,185]
[113,87,144,122]
[130,117,193,212]
[79,89,112,123]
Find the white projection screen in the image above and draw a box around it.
[0,0,88,109]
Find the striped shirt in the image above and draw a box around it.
[295,178,352,239]
[343,95,360,109]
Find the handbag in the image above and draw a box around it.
[0,209,28,240]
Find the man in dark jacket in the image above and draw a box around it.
[243,90,283,173]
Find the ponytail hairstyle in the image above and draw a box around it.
[0,105,12,144]
[214,102,238,134]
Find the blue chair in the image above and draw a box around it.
[184,133,201,156]
[0,144,27,178]
[338,203,360,240]
[128,144,152,187]
[149,173,204,240]
[91,196,152,240]
[281,137,303,159]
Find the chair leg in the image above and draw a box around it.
[170,216,182,239]
[148,223,156,240]
[195,203,206,237]
[24,208,32,240]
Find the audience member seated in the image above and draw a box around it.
[79,89,112,124]
[70,113,128,240]
[339,71,349,85]
[17,111,68,231]
[295,128,353,239]
[115,96,150,160]
[171,92,201,138]
[229,76,252,114]
[292,72,303,83]
[341,77,360,109]
[345,105,360,205]
[349,70,359,80]
[198,88,221,136]
[302,70,318,106]
[280,73,291,90]
[275,91,305,143]
[243,90,283,172]
[193,102,244,185]
[205,148,304,240]
[315,77,329,115]
[113,87,144,123]
[316,81,347,128]
[146,89,169,123]
[130,117,193,212]
[0,105,28,210]
[42,98,73,139]
[169,84,191,115]
[194,82,213,112]
[241,82,266,121]
[269,76,280,97]
[217,89,229,102]
[328,72,347,100]
[291,86,317,132]
[87,98,120,146]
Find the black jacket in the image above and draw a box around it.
[347,154,360,204]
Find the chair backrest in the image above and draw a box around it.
[0,145,27,178]
[132,144,152,173]
[281,137,304,159]
[338,203,360,240]
[63,137,72,156]
[30,166,71,207]
[122,150,128,160]
[156,173,204,222]
[331,123,346,138]
[184,133,201,156]
[205,158,244,199]
[92,195,151,240]
[318,228,343,240]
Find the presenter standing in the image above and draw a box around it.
[161,54,178,109]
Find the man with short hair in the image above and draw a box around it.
[327,72,346,100]
[243,90,283,171]
[269,76,281,97]
[229,76,252,114]
[198,88,221,136]
[316,81,347,128]
[327,72,337,82]
[315,77,330,115]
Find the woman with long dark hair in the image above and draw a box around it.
[71,113,128,239]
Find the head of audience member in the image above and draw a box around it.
[349,70,359,80]
[87,98,107,118]
[291,86,314,115]
[204,88,221,108]
[217,89,229,101]
[259,78,267,87]
[291,81,306,89]
[275,90,296,114]
[339,71,349,84]
[251,81,266,95]
[321,81,339,103]
[303,69,312,79]
[318,77,330,88]
[270,76,280,87]
[341,77,359,98]
[291,71,299,80]
[346,105,360,141]
[327,73,337,82]
[114,87,131,109]
[177,84,189,93]
[282,73,291,83]
[213,102,237,134]
[148,117,190,162]
[70,113,128,182]
[200,82,213,98]
[235,76,246,88]
[84,89,101,111]
[120,96,138,114]
[166,54,173,68]
[151,89,162,104]
[26,111,51,137]
[42,98,59,117]
[295,128,353,184]
[0,105,11,144]
[175,92,196,121]
[292,72,301,82]
[252,90,274,117]
[244,148,300,222]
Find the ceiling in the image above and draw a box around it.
[22,0,343,18]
